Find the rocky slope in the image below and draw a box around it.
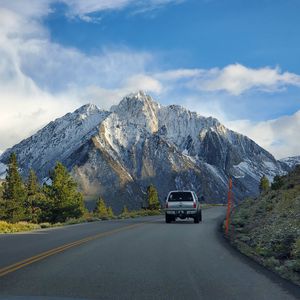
[0,91,286,211]
[280,156,300,170]
[228,166,300,286]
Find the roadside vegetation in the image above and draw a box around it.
[0,153,162,233]
[0,153,85,226]
[227,166,300,286]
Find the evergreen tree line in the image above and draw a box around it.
[259,174,285,193]
[0,153,85,223]
[93,184,161,219]
[0,154,162,224]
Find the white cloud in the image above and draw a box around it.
[19,42,153,92]
[130,0,185,14]
[153,64,300,96]
[59,0,184,21]
[0,0,299,162]
[74,74,163,110]
[122,74,162,93]
[1,0,184,21]
[0,3,157,151]
[226,111,300,159]
[0,1,51,19]
[155,69,203,81]
[61,0,132,19]
[191,64,300,95]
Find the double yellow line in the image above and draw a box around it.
[0,223,143,277]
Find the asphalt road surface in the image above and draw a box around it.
[0,207,299,300]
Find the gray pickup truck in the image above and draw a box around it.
[165,190,202,223]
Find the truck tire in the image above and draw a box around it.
[165,214,172,223]
[194,214,200,223]
[199,210,202,222]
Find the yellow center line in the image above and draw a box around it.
[0,222,144,277]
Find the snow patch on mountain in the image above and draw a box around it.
[0,103,109,179]
[233,161,261,180]
[111,91,160,134]
[204,163,227,187]
[233,159,282,182]
[0,91,287,209]
[280,156,300,168]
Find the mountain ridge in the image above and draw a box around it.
[0,91,287,211]
[279,156,300,169]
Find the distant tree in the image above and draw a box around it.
[2,153,26,222]
[107,206,115,219]
[46,162,85,223]
[120,205,129,218]
[94,198,109,219]
[271,175,284,190]
[147,184,160,210]
[259,175,270,193]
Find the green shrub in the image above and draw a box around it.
[255,245,272,257]
[285,260,300,273]
[39,222,52,228]
[265,257,280,269]
[292,239,300,258]
[271,175,284,190]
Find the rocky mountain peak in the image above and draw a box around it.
[111,91,159,112]
[0,92,288,211]
[74,103,102,119]
[110,91,159,133]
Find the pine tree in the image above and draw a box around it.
[25,169,45,223]
[107,206,115,219]
[122,205,129,214]
[2,153,26,222]
[46,162,85,223]
[271,175,284,190]
[94,197,109,219]
[259,175,270,193]
[38,185,54,223]
[27,169,38,196]
[147,184,160,210]
[0,181,6,219]
[120,205,129,218]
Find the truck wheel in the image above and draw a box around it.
[199,210,202,222]
[165,214,172,223]
[194,214,199,223]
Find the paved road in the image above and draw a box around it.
[0,207,299,300]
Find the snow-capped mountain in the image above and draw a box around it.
[279,156,300,169]
[0,91,286,211]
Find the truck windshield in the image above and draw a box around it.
[168,192,193,202]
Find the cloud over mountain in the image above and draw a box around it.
[0,0,299,160]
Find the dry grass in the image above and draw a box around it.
[0,221,41,233]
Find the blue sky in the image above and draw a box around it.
[0,0,299,158]
[44,0,300,120]
[46,0,300,72]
